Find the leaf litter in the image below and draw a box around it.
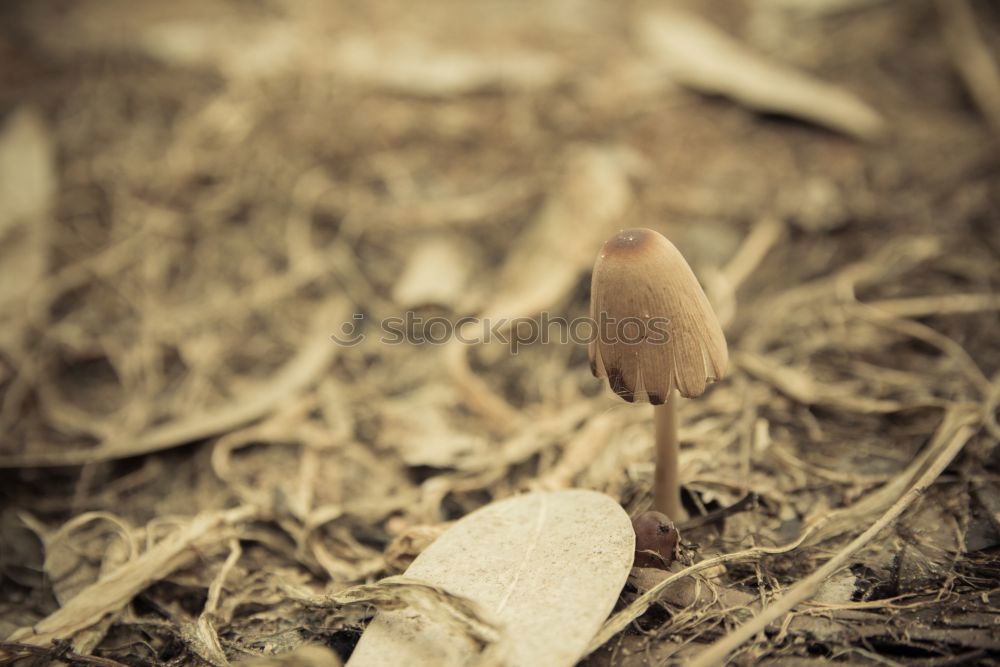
[1,0,999,665]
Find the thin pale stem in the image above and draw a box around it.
[653,392,683,519]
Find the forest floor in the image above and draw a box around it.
[1,0,999,665]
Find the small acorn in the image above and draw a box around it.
[631,510,679,569]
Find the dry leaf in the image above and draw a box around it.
[392,236,477,310]
[384,523,453,574]
[813,569,859,604]
[0,509,44,588]
[762,0,891,16]
[0,108,53,345]
[476,146,632,323]
[238,644,343,666]
[0,299,349,467]
[0,108,53,241]
[446,145,632,427]
[379,395,488,469]
[638,8,885,140]
[8,505,259,647]
[348,490,634,667]
[332,35,563,96]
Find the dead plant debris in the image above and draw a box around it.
[1,0,999,665]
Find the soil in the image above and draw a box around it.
[1,0,998,665]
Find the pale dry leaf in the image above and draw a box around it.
[238,644,343,666]
[445,145,632,427]
[392,235,477,310]
[43,513,136,606]
[332,35,563,96]
[538,411,620,490]
[937,0,1000,136]
[476,145,632,324]
[9,505,259,646]
[0,108,54,234]
[380,398,488,469]
[348,490,634,667]
[143,20,299,77]
[0,108,54,335]
[737,351,907,413]
[16,511,134,651]
[638,8,885,140]
[812,569,859,604]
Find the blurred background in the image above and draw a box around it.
[1,0,999,664]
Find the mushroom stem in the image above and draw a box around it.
[653,393,683,520]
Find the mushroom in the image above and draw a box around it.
[589,228,728,519]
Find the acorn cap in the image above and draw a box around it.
[589,228,728,404]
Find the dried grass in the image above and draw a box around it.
[1,0,999,665]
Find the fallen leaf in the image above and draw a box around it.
[812,569,859,603]
[238,644,343,666]
[379,394,488,469]
[763,0,897,16]
[348,490,634,667]
[0,107,54,345]
[392,236,478,310]
[332,34,563,96]
[384,523,453,574]
[9,505,259,647]
[475,145,632,324]
[445,145,632,427]
[0,299,349,467]
[638,8,885,140]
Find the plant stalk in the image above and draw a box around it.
[653,393,682,519]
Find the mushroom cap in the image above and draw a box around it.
[589,228,728,404]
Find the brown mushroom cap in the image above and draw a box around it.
[589,228,728,404]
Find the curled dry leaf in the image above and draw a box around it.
[42,514,135,607]
[8,505,259,647]
[377,385,490,470]
[381,404,488,470]
[392,236,477,310]
[14,512,134,653]
[638,8,885,140]
[349,490,634,667]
